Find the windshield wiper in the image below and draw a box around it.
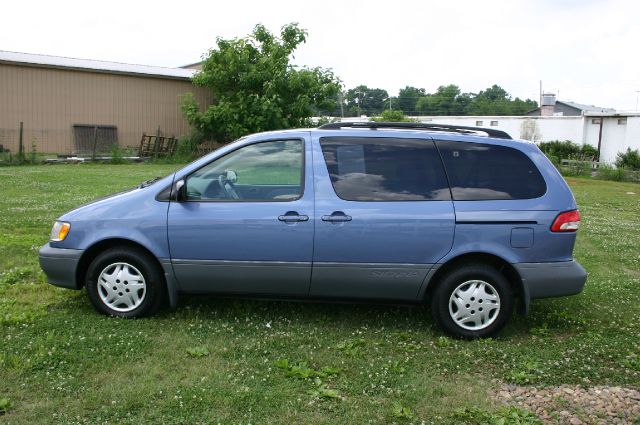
[138,177,162,188]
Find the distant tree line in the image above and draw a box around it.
[183,23,539,147]
[321,84,538,117]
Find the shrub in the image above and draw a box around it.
[174,132,205,161]
[538,140,597,161]
[109,144,125,164]
[615,148,640,171]
[371,110,415,123]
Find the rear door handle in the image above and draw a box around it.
[278,211,309,223]
[321,211,352,223]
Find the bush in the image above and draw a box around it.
[596,164,640,183]
[109,144,124,164]
[615,148,640,171]
[538,140,597,161]
[371,110,415,123]
[173,132,204,161]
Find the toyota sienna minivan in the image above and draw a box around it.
[39,122,587,338]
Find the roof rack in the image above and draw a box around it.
[318,121,512,140]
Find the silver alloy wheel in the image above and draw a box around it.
[448,279,501,331]
[97,262,146,312]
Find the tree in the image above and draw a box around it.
[344,85,389,116]
[182,23,341,143]
[416,84,472,115]
[465,84,537,115]
[396,86,426,114]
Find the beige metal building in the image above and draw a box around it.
[0,51,210,154]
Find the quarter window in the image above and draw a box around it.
[436,140,546,200]
[185,139,303,201]
[320,137,450,201]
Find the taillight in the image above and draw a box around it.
[551,210,581,232]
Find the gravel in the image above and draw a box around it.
[494,384,640,424]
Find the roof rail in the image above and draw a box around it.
[318,121,512,140]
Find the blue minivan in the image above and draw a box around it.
[39,122,587,338]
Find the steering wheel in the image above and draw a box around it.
[218,174,240,199]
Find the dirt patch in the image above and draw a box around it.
[494,384,640,424]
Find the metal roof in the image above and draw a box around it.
[0,50,197,80]
[557,101,615,113]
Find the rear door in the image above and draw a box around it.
[310,134,456,300]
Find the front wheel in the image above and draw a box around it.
[86,247,165,317]
[431,264,513,339]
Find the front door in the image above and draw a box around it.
[167,137,314,295]
[310,135,456,300]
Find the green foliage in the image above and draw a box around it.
[344,85,389,116]
[596,164,627,182]
[371,109,414,122]
[336,338,366,356]
[275,358,340,379]
[506,359,540,385]
[0,398,11,414]
[435,336,453,348]
[109,144,125,165]
[186,346,210,358]
[453,406,542,424]
[392,84,537,116]
[173,133,204,162]
[622,352,640,371]
[615,148,640,170]
[538,140,597,162]
[308,378,341,400]
[395,86,427,115]
[315,116,340,126]
[391,402,415,419]
[183,23,341,144]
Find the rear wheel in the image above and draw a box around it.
[86,247,165,317]
[431,263,513,339]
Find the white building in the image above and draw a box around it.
[405,113,639,164]
[332,96,640,164]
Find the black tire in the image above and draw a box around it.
[430,263,513,339]
[86,247,165,318]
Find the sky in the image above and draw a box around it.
[2,0,639,110]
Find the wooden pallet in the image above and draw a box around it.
[138,133,178,158]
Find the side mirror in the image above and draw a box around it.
[174,179,186,202]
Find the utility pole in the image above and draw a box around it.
[539,80,542,106]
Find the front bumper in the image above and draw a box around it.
[39,243,83,289]
[515,260,587,302]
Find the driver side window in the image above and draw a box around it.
[185,139,304,201]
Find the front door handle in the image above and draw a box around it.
[278,211,309,223]
[321,211,352,223]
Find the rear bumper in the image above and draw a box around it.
[39,243,83,289]
[515,260,587,301]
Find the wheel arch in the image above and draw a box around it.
[75,238,164,290]
[421,252,528,314]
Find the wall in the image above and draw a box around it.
[0,63,210,153]
[410,116,584,144]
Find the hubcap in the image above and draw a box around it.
[448,280,501,331]
[97,262,146,312]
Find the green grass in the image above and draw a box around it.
[1,165,639,424]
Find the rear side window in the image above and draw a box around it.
[320,137,450,201]
[436,140,546,200]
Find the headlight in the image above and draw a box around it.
[50,221,71,242]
